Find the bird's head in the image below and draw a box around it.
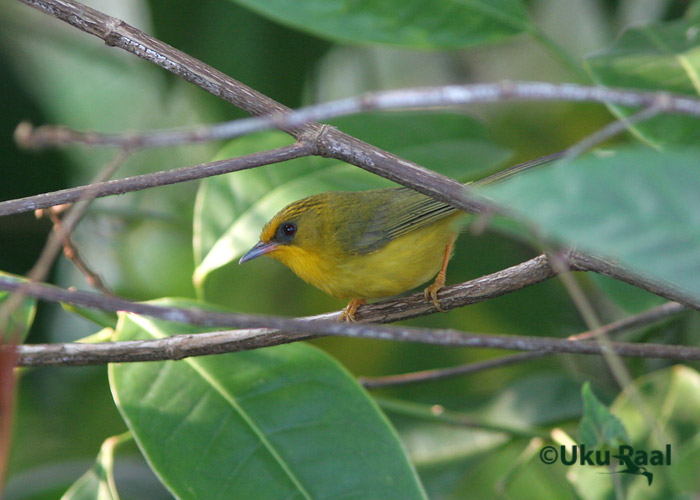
[239,194,328,271]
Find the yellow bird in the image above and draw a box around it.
[240,154,558,321]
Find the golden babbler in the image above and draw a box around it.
[240,155,554,321]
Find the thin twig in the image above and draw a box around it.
[41,207,114,295]
[0,150,128,332]
[563,105,663,159]
[566,252,699,309]
[9,97,661,224]
[375,397,546,438]
[15,85,697,151]
[0,143,311,217]
[360,301,686,387]
[10,301,700,367]
[16,0,298,130]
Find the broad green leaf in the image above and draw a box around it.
[193,112,510,286]
[61,433,129,500]
[585,13,700,148]
[109,299,427,500]
[0,272,36,343]
[228,0,530,49]
[578,382,629,448]
[481,148,700,301]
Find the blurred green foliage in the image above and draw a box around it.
[1,0,699,498]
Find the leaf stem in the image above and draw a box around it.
[375,397,546,439]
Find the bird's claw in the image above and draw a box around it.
[424,275,447,312]
[339,299,365,322]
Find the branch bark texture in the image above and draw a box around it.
[4,253,697,367]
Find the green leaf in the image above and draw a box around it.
[578,382,629,448]
[441,439,572,500]
[0,272,36,344]
[228,0,530,49]
[61,433,130,500]
[690,1,700,21]
[486,373,583,427]
[62,303,119,329]
[614,365,700,445]
[193,112,510,287]
[400,422,511,498]
[481,148,700,301]
[75,328,115,345]
[572,366,700,498]
[585,13,700,148]
[5,4,216,174]
[109,299,427,500]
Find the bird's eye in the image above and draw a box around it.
[274,221,297,243]
[281,222,296,236]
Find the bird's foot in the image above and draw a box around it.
[424,273,446,312]
[339,299,366,322]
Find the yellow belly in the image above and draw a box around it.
[272,216,459,300]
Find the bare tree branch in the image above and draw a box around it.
[568,252,699,309]
[16,0,296,128]
[0,143,311,216]
[11,291,700,368]
[16,84,698,151]
[40,206,114,296]
[3,254,698,367]
[360,301,686,387]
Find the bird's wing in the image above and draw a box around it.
[383,189,457,240]
[346,188,457,254]
[343,152,564,254]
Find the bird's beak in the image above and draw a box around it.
[239,241,279,264]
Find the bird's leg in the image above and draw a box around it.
[424,236,455,312]
[339,299,366,322]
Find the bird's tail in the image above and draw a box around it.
[473,151,566,187]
